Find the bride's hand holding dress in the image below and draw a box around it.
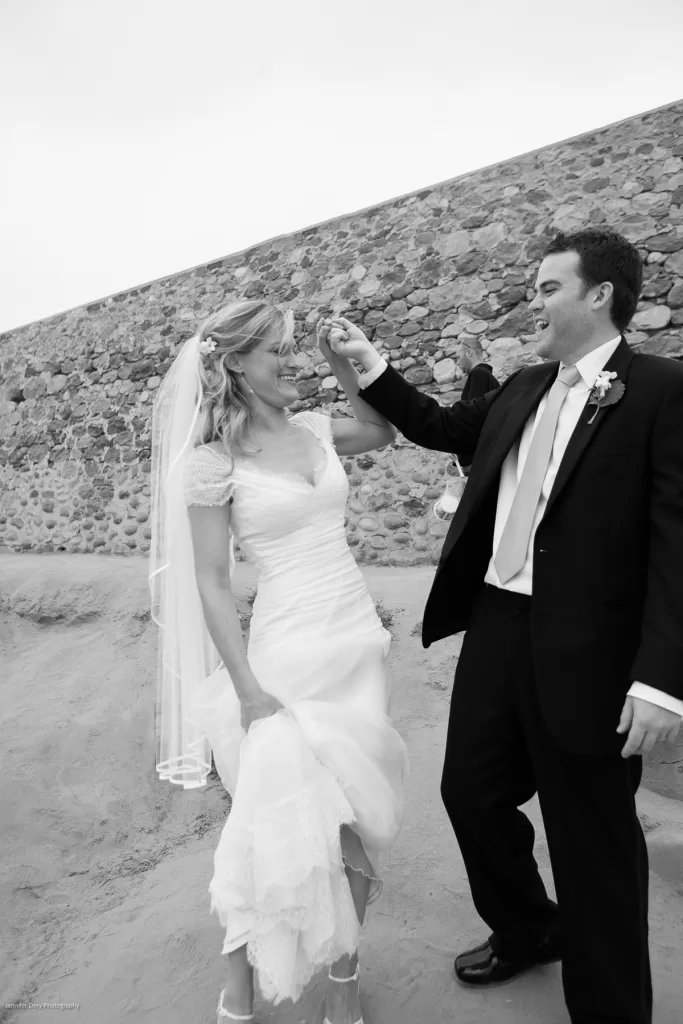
[186,491,284,733]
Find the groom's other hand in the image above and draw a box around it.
[327,317,382,373]
[617,695,681,757]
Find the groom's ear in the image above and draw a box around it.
[592,281,614,313]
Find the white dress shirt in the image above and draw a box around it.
[359,345,683,717]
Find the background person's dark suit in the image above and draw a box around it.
[458,362,500,473]
[359,338,683,1023]
[460,361,500,401]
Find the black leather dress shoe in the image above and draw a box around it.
[454,931,562,987]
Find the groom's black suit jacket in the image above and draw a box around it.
[362,339,683,752]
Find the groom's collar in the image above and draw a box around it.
[559,335,622,389]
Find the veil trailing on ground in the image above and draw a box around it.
[149,335,225,789]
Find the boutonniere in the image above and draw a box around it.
[587,370,625,424]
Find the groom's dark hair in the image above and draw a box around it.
[545,228,643,333]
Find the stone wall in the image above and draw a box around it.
[2,100,683,564]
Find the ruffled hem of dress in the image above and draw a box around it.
[208,713,362,1005]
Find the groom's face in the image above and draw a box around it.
[530,251,596,361]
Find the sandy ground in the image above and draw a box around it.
[1,555,682,1024]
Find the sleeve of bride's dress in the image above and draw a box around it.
[290,410,333,443]
[183,446,235,507]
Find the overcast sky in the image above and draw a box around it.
[2,0,682,332]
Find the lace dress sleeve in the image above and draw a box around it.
[183,446,235,507]
[290,410,333,443]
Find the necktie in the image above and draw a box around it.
[494,364,582,585]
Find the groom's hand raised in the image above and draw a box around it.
[617,695,681,758]
[323,317,382,373]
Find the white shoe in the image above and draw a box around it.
[216,987,254,1021]
[323,964,363,1024]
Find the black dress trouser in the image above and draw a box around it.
[441,584,652,1024]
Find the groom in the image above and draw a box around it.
[326,228,683,1024]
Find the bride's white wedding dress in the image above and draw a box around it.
[183,410,408,1005]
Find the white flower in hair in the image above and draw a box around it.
[198,336,217,356]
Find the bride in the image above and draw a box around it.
[149,300,408,1023]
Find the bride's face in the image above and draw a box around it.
[238,325,300,409]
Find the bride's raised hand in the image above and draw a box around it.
[316,317,335,362]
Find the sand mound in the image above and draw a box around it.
[1,556,681,1024]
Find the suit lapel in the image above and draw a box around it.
[438,362,558,565]
[440,339,634,567]
[468,361,558,502]
[544,337,634,519]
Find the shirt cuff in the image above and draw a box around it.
[627,682,683,718]
[357,357,388,390]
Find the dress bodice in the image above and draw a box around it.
[184,411,350,577]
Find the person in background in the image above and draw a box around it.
[457,339,500,401]
[455,341,500,473]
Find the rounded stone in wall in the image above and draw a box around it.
[632,305,671,330]
[433,358,456,385]
[358,517,379,532]
[358,278,381,297]
[464,320,489,335]
[390,532,411,545]
[297,379,320,399]
[643,232,683,253]
[434,229,470,258]
[640,334,683,357]
[404,365,433,385]
[384,513,408,530]
[663,248,683,275]
[473,222,507,248]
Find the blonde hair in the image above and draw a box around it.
[196,300,293,455]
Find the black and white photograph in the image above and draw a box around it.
[1,2,683,1022]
